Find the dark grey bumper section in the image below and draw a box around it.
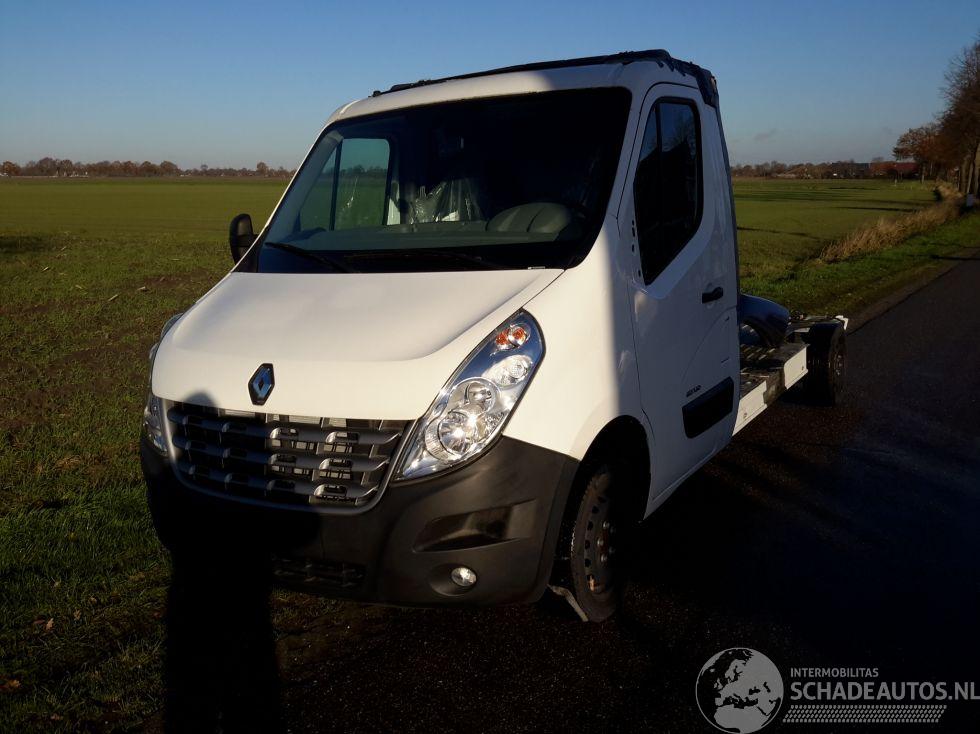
[141,435,579,606]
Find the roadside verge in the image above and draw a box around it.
[744,211,980,321]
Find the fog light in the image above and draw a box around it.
[451,566,477,588]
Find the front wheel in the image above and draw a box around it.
[563,463,628,621]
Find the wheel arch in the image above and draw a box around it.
[564,415,652,535]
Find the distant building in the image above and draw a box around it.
[869,161,920,178]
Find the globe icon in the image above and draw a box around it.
[695,648,784,733]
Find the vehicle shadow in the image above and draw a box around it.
[160,553,283,734]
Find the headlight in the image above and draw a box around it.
[143,393,167,454]
[394,311,544,480]
[144,313,181,455]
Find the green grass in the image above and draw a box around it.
[734,178,936,286]
[0,177,283,238]
[745,210,980,313]
[0,177,977,731]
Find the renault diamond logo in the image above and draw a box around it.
[249,363,275,405]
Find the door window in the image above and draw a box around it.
[634,99,702,282]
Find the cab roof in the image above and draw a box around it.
[329,49,717,127]
[372,49,717,107]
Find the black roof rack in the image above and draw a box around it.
[371,49,718,107]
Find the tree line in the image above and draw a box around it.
[0,158,295,178]
[730,160,905,179]
[893,36,980,194]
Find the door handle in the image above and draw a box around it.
[701,286,724,304]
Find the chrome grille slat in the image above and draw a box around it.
[172,434,389,473]
[168,407,401,446]
[168,402,408,509]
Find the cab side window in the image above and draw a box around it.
[634,99,702,282]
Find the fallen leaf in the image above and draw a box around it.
[44,618,54,632]
[0,679,21,693]
[137,285,147,292]
[50,713,63,721]
[107,294,119,303]
[41,266,51,272]
[73,610,81,621]
[54,456,82,471]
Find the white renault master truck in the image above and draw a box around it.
[141,50,846,621]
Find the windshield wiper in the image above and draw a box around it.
[263,242,358,273]
[345,249,507,271]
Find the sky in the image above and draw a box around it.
[0,0,977,168]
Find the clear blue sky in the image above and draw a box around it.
[1,0,976,167]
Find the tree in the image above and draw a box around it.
[255,161,269,176]
[894,123,944,181]
[2,161,21,176]
[938,36,980,194]
[35,157,58,176]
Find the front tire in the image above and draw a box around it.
[564,463,627,621]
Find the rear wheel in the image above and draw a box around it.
[801,321,846,406]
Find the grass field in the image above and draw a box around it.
[0,177,978,731]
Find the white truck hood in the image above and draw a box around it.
[151,269,562,420]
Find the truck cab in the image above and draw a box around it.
[141,50,845,621]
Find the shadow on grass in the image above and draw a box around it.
[0,234,56,255]
[737,226,822,240]
[162,554,282,733]
[837,205,919,213]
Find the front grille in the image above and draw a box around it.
[167,402,409,509]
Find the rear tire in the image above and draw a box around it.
[801,321,846,406]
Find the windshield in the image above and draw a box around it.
[244,88,631,273]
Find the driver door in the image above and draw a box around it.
[619,84,739,502]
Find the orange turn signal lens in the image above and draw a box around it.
[494,324,529,351]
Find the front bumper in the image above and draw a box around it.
[141,435,578,606]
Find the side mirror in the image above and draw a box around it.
[229,213,255,263]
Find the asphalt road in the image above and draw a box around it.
[159,256,980,734]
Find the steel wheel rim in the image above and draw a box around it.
[582,491,616,594]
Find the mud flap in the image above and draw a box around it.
[547,584,589,622]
